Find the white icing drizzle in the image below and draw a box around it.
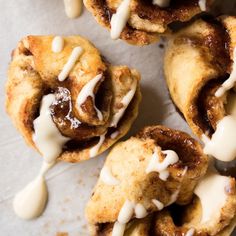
[76,74,103,121]
[63,0,83,18]
[52,36,64,53]
[198,0,206,11]
[110,0,131,40]
[89,133,106,158]
[215,47,236,97]
[146,148,179,181]
[33,94,69,163]
[100,166,120,185]
[152,199,164,210]
[152,0,170,7]
[58,46,83,82]
[112,221,126,236]
[194,172,231,223]
[110,80,137,127]
[111,130,120,139]
[13,94,69,220]
[202,116,236,162]
[112,200,148,236]
[118,200,135,224]
[134,203,148,219]
[185,228,195,236]
[13,161,54,220]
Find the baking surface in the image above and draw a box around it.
[0,0,235,235]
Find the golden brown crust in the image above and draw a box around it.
[164,16,236,138]
[6,36,141,163]
[85,125,208,234]
[84,0,210,45]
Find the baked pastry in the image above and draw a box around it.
[84,0,212,45]
[85,125,208,235]
[6,35,141,163]
[164,16,236,162]
[154,172,236,235]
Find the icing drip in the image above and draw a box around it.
[194,172,231,223]
[185,228,195,236]
[202,116,236,162]
[215,47,236,97]
[33,94,69,163]
[58,46,83,81]
[13,162,53,220]
[118,200,135,224]
[13,94,69,220]
[198,0,206,11]
[146,148,179,181]
[100,166,120,185]
[76,74,103,121]
[152,199,164,210]
[134,203,148,219]
[112,201,148,236]
[152,0,170,7]
[110,0,131,40]
[112,222,126,236]
[110,131,120,139]
[63,0,83,18]
[89,133,106,158]
[52,36,64,53]
[110,79,137,127]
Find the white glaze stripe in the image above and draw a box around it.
[33,94,69,163]
[202,116,236,162]
[89,133,106,158]
[110,0,131,40]
[198,0,206,11]
[100,166,120,185]
[76,74,103,121]
[110,79,137,127]
[58,46,83,81]
[64,0,83,18]
[52,36,64,53]
[146,148,179,181]
[194,172,230,223]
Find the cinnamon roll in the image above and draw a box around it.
[84,0,212,45]
[85,125,208,235]
[6,35,141,163]
[164,16,236,163]
[153,172,236,236]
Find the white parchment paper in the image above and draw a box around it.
[0,0,235,235]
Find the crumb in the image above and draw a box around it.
[64,197,70,203]
[56,232,68,236]
[159,43,164,49]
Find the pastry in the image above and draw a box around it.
[154,172,236,235]
[84,0,212,45]
[6,35,141,163]
[85,125,208,235]
[164,16,236,162]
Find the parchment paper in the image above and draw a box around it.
[0,0,235,235]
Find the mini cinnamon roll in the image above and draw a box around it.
[153,172,236,236]
[6,35,141,163]
[84,0,212,45]
[85,125,208,235]
[164,16,236,163]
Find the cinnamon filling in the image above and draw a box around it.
[136,126,204,170]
